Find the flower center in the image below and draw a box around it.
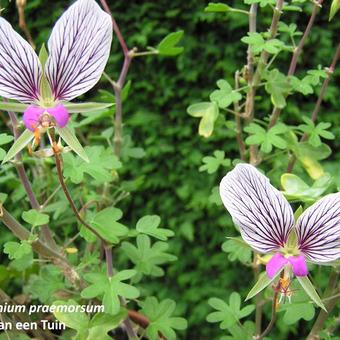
[23,104,70,132]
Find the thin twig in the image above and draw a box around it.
[286,42,340,172]
[16,0,35,49]
[234,71,246,161]
[268,0,324,128]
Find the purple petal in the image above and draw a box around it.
[219,164,294,253]
[288,255,308,277]
[47,104,69,128]
[23,106,44,131]
[266,253,288,279]
[45,0,112,101]
[0,18,41,103]
[295,193,340,263]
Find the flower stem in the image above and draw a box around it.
[257,271,284,339]
[52,143,106,243]
[7,108,57,250]
[99,0,133,157]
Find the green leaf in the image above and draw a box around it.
[0,102,27,113]
[22,209,49,227]
[199,150,231,174]
[0,134,14,146]
[204,3,232,12]
[90,207,129,244]
[264,69,291,108]
[222,238,252,264]
[245,122,287,153]
[55,125,89,163]
[53,299,89,338]
[122,235,177,280]
[296,276,327,311]
[87,311,127,340]
[281,173,332,202]
[82,270,139,315]
[63,102,114,113]
[209,79,242,109]
[207,293,254,330]
[139,297,187,340]
[187,102,219,138]
[282,302,315,324]
[246,271,280,301]
[25,265,64,303]
[2,129,34,164]
[157,31,184,56]
[136,215,174,241]
[330,0,340,20]
[63,145,122,184]
[4,241,32,260]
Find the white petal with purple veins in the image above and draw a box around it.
[0,18,41,103]
[45,0,112,101]
[219,164,294,253]
[295,193,340,263]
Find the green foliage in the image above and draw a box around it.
[136,215,174,240]
[90,207,128,244]
[242,33,284,55]
[187,102,219,137]
[222,238,252,263]
[63,145,121,184]
[22,209,49,227]
[139,297,188,340]
[122,235,177,280]
[81,270,139,315]
[199,150,231,174]
[245,122,288,153]
[298,116,335,147]
[207,293,255,329]
[157,31,184,56]
[53,300,127,340]
[210,79,242,108]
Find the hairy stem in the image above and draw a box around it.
[252,0,284,86]
[307,270,339,339]
[287,42,340,172]
[253,253,262,335]
[234,71,246,160]
[7,109,57,250]
[268,0,324,128]
[244,3,258,164]
[53,149,105,243]
[100,0,133,157]
[257,271,284,339]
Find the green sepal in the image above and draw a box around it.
[2,129,34,164]
[0,102,27,112]
[39,44,49,67]
[63,102,114,113]
[55,126,89,163]
[296,276,327,312]
[245,270,280,301]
